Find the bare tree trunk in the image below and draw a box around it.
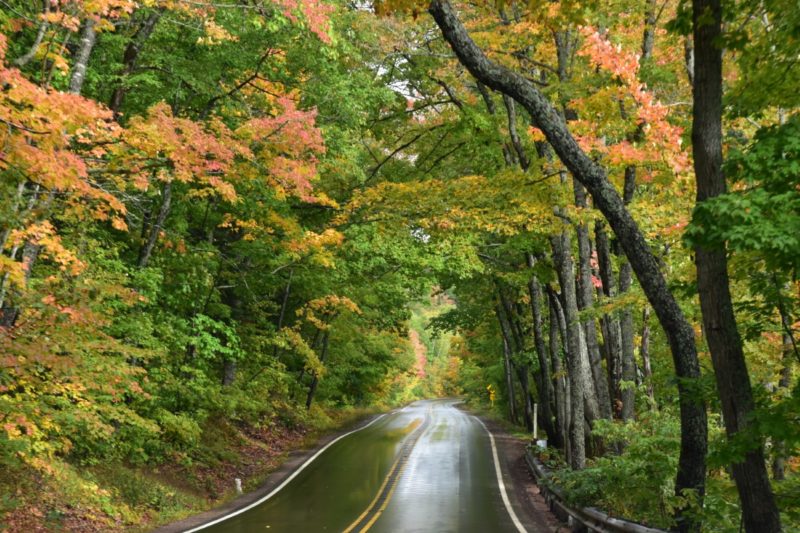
[69,19,96,95]
[691,0,780,529]
[428,2,707,525]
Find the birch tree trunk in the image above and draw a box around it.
[69,19,96,95]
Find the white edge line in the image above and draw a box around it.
[474,416,528,533]
[184,413,388,532]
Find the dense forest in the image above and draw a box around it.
[0,0,798,531]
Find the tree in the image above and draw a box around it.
[426,1,707,527]
[690,0,781,529]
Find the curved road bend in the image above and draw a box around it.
[191,399,548,533]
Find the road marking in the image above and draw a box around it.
[342,442,407,533]
[358,461,405,531]
[473,416,528,533]
[183,414,388,533]
[344,406,432,533]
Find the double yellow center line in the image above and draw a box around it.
[343,408,432,533]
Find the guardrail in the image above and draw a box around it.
[524,448,667,533]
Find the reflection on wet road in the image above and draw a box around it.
[196,400,525,533]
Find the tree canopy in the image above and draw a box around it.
[0,0,798,531]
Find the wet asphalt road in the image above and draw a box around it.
[196,399,525,533]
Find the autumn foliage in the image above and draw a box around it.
[0,0,799,530]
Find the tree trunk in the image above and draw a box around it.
[574,179,613,420]
[595,220,623,415]
[428,1,707,524]
[503,336,518,423]
[527,254,557,442]
[273,270,293,357]
[138,181,172,268]
[222,359,236,386]
[497,305,519,424]
[691,0,780,530]
[15,18,48,67]
[547,290,567,450]
[69,19,96,95]
[305,331,329,410]
[619,258,637,422]
[550,231,586,469]
[512,325,536,432]
[772,332,791,480]
[684,38,695,86]
[503,94,529,170]
[497,295,533,430]
[549,289,571,458]
[618,166,637,421]
[515,362,534,432]
[640,306,655,403]
[110,10,163,117]
[641,0,657,60]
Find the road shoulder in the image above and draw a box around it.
[473,416,567,533]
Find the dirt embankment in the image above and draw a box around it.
[0,414,366,533]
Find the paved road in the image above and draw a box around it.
[191,400,535,533]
